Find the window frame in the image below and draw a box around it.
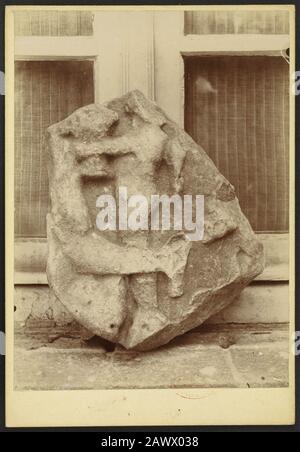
[154,10,291,284]
[14,9,291,285]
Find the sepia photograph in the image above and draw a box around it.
[5,4,295,427]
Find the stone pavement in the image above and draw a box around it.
[14,323,289,390]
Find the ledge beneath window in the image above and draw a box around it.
[14,233,289,285]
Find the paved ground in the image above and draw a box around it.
[14,323,289,390]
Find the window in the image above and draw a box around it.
[184,55,289,232]
[184,10,289,35]
[15,60,94,237]
[14,8,291,284]
[14,10,93,36]
[154,9,290,282]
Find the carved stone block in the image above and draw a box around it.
[46,90,264,351]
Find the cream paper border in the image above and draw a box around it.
[5,4,296,427]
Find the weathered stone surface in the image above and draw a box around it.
[46,90,264,351]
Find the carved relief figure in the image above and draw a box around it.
[46,90,264,351]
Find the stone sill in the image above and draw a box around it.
[14,323,289,390]
[14,282,290,327]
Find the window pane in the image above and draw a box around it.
[14,11,93,36]
[15,60,94,237]
[184,56,289,232]
[184,10,289,35]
